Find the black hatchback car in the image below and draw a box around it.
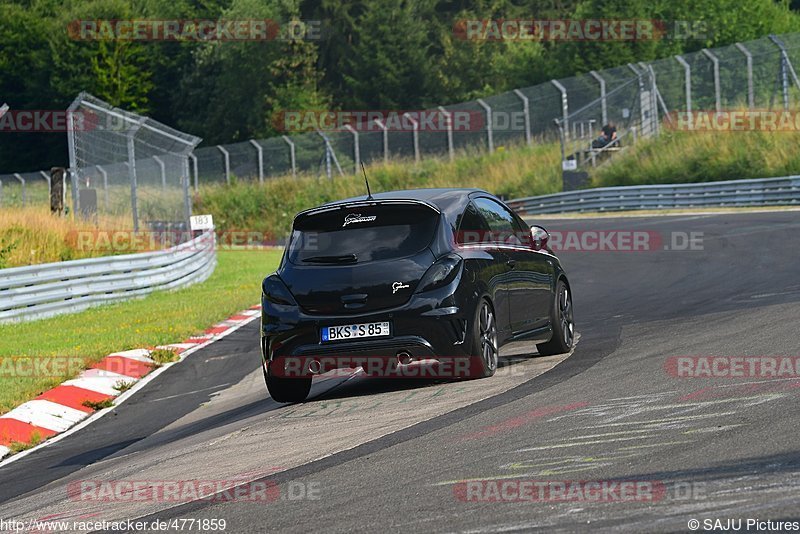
[261,188,574,402]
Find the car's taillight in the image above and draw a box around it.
[416,253,463,293]
[262,274,297,306]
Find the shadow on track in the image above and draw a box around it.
[307,353,541,402]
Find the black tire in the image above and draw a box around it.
[263,360,312,403]
[469,298,499,378]
[537,279,575,356]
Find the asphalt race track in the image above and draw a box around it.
[1,210,799,533]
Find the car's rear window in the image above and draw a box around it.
[288,203,439,264]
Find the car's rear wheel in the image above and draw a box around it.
[537,279,574,356]
[470,298,498,378]
[263,360,312,403]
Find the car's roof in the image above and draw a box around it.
[327,187,492,223]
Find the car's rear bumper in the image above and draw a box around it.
[261,282,479,371]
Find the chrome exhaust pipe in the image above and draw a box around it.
[397,351,413,365]
[308,359,321,374]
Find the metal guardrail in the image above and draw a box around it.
[0,230,216,323]
[508,176,800,216]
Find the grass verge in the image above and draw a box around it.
[9,431,42,454]
[591,130,800,187]
[148,348,180,367]
[82,398,115,411]
[195,141,562,238]
[0,249,281,416]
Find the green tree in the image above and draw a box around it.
[48,0,157,112]
[339,0,434,109]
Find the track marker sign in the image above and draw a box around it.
[190,214,214,231]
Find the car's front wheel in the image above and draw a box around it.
[537,279,575,356]
[263,360,312,403]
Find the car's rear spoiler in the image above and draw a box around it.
[294,199,440,225]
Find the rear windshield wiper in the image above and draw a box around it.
[302,254,358,264]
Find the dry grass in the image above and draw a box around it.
[0,207,132,268]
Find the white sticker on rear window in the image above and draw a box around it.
[343,213,377,227]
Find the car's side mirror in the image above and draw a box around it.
[530,225,550,251]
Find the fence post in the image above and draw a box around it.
[66,107,80,215]
[649,67,660,137]
[96,165,109,207]
[217,145,231,185]
[66,104,78,185]
[701,49,721,112]
[315,130,345,178]
[12,174,25,206]
[768,34,800,110]
[344,125,360,173]
[438,106,455,160]
[373,119,389,163]
[511,91,532,146]
[778,36,800,92]
[189,153,199,192]
[588,71,607,126]
[627,63,640,76]
[554,119,567,170]
[735,43,755,110]
[153,155,166,189]
[635,73,650,136]
[69,168,80,218]
[551,80,569,141]
[282,135,296,178]
[126,123,141,232]
[675,55,692,118]
[182,157,192,224]
[249,140,264,183]
[476,98,494,152]
[402,113,420,163]
[40,170,51,199]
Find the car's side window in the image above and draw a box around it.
[456,202,490,245]
[472,198,523,245]
[511,214,533,247]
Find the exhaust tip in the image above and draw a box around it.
[308,359,321,374]
[397,351,413,365]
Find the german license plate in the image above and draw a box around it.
[321,322,391,342]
